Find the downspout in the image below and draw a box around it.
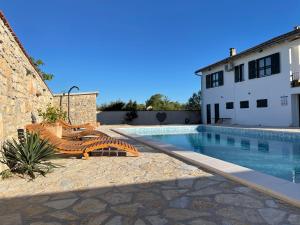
[194,71,202,123]
[67,86,79,124]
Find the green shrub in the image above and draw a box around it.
[0,169,12,179]
[124,111,138,123]
[38,103,67,123]
[0,132,58,179]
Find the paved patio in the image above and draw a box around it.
[0,126,300,225]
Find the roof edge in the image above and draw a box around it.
[53,91,99,97]
[195,28,300,74]
[0,11,53,95]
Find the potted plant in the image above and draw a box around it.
[38,104,67,138]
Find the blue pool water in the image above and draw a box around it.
[122,126,300,183]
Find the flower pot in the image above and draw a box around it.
[44,122,62,138]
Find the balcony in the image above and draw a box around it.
[290,71,300,87]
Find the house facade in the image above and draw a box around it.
[195,27,300,127]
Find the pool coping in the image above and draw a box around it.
[112,126,300,208]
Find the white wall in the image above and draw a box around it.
[97,111,201,125]
[201,39,300,127]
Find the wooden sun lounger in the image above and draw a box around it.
[26,124,139,159]
[61,128,108,140]
[43,120,104,140]
[58,119,96,130]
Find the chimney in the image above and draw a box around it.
[230,48,237,57]
[294,26,300,30]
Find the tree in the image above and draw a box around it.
[145,94,166,110]
[165,101,184,110]
[30,57,54,81]
[145,94,185,110]
[136,103,146,110]
[98,94,187,112]
[98,100,126,111]
[186,91,201,110]
[124,100,137,111]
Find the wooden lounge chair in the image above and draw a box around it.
[41,121,103,140]
[26,124,139,159]
[60,127,108,140]
[62,129,108,140]
[42,121,105,141]
[58,119,96,130]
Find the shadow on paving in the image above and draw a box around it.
[1,175,300,225]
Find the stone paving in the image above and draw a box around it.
[0,126,300,225]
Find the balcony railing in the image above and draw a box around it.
[290,71,300,87]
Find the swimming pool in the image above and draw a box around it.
[119,125,300,183]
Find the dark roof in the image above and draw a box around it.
[195,28,300,75]
[0,11,53,94]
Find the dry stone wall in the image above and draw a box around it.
[53,93,98,125]
[0,17,53,142]
[0,13,99,143]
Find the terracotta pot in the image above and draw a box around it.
[45,122,62,138]
[91,122,100,127]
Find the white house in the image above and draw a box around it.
[195,27,300,127]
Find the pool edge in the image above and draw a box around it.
[112,128,300,209]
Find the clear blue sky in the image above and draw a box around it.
[2,0,299,104]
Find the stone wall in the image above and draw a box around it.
[0,12,99,173]
[53,92,98,125]
[0,14,53,142]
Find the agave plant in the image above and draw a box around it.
[0,132,57,179]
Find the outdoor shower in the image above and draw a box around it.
[67,86,79,124]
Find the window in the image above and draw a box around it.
[241,139,250,151]
[215,134,220,144]
[248,52,280,79]
[258,142,269,152]
[226,102,234,109]
[227,137,235,146]
[207,133,212,141]
[240,101,249,108]
[258,56,272,77]
[257,99,268,108]
[234,64,244,82]
[212,73,219,87]
[206,71,224,89]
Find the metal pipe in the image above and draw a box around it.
[67,86,79,124]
